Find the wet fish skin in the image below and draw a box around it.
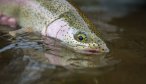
[0,0,77,33]
[0,0,109,68]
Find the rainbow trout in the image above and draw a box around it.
[0,0,109,68]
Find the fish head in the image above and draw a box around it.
[62,28,110,55]
[42,18,109,55]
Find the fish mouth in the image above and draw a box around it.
[84,49,99,54]
[76,49,104,55]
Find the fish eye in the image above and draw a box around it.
[75,31,87,43]
[78,35,84,41]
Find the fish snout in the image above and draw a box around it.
[88,43,110,53]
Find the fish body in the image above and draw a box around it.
[0,0,109,68]
[0,0,72,32]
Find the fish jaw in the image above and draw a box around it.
[75,48,109,55]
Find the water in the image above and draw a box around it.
[0,0,146,84]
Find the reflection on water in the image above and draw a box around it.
[0,33,113,84]
[0,0,146,84]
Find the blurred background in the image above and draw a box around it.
[0,0,146,84]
